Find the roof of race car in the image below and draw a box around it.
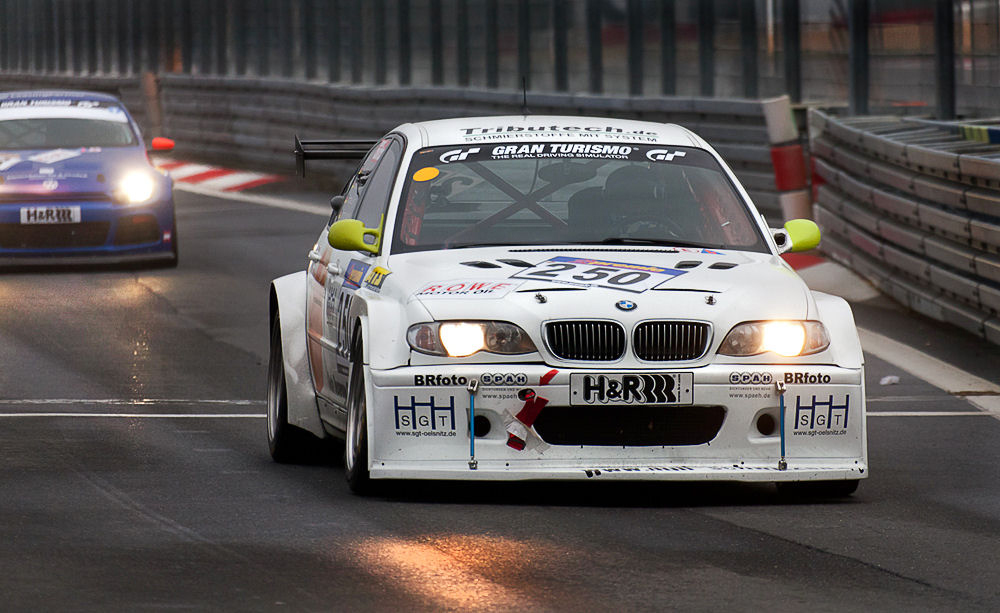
[0,90,122,104]
[0,90,131,123]
[406,115,706,149]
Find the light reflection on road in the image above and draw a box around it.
[351,534,573,610]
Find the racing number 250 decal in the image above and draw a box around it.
[510,256,686,293]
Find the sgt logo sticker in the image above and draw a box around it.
[394,395,457,437]
[793,394,850,436]
[363,266,391,291]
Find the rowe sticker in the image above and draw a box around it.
[413,279,521,299]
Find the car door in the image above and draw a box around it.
[305,141,383,410]
[320,136,403,423]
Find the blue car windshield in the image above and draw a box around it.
[0,118,137,149]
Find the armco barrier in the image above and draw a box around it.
[809,109,1000,345]
[1,72,784,220]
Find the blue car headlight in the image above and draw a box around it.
[114,171,157,205]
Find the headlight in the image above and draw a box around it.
[718,320,830,357]
[116,171,156,205]
[407,321,537,357]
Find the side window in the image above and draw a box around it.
[337,138,394,221]
[353,139,402,233]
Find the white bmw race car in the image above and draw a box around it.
[267,115,867,496]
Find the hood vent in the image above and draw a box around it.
[460,260,502,268]
[708,262,738,270]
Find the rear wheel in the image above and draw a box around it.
[345,340,372,494]
[777,479,860,498]
[267,316,315,462]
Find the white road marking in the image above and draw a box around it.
[867,396,944,403]
[0,398,262,405]
[174,182,328,217]
[0,413,264,418]
[192,171,266,191]
[867,411,991,417]
[163,163,215,180]
[859,327,1000,420]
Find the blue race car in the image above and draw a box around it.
[0,90,177,267]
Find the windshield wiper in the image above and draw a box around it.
[591,237,722,249]
[447,242,529,250]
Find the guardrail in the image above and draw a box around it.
[1,72,785,219]
[809,109,1000,345]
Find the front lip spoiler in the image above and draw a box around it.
[0,250,175,269]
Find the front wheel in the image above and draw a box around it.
[345,341,372,494]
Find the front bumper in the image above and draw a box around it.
[0,197,175,265]
[366,364,867,482]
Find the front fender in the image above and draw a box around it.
[812,290,864,370]
[270,271,324,438]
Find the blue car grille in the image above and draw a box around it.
[0,222,110,249]
[0,192,109,203]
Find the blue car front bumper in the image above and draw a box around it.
[0,195,176,266]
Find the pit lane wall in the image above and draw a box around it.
[0,72,784,221]
[809,109,1000,346]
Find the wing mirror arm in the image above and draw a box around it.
[328,218,380,255]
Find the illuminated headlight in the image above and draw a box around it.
[407,321,537,357]
[116,171,156,205]
[718,320,830,357]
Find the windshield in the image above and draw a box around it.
[0,118,137,149]
[392,143,768,254]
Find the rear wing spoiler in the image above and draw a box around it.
[293,135,377,177]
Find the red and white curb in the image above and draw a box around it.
[783,252,880,303]
[155,158,286,192]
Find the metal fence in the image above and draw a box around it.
[810,110,1000,345]
[0,0,990,118]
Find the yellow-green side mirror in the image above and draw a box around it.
[328,219,380,254]
[783,218,821,253]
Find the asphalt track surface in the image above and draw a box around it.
[2,188,1000,612]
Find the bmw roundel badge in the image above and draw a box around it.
[615,299,637,312]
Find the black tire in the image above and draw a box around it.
[167,227,179,268]
[267,316,316,463]
[776,479,860,498]
[345,340,372,494]
[165,212,179,268]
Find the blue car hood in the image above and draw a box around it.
[0,146,151,197]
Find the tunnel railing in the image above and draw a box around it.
[809,109,1000,345]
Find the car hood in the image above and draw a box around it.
[0,146,150,197]
[387,246,814,326]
